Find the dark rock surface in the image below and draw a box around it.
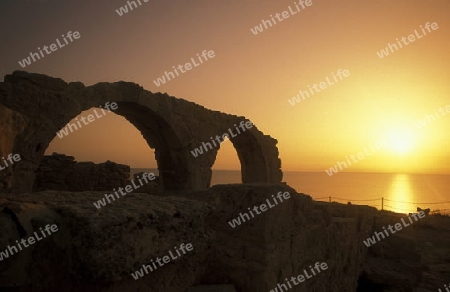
[186,285,237,292]
[358,211,450,292]
[189,184,376,292]
[0,191,213,292]
[0,184,378,292]
[132,171,161,194]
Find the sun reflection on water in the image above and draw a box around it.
[386,174,413,214]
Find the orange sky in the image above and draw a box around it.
[1,0,449,174]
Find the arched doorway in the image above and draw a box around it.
[37,107,158,191]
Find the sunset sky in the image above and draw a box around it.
[1,0,449,174]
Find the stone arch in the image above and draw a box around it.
[0,71,282,194]
[201,121,283,187]
[112,101,191,190]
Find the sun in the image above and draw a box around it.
[386,129,415,155]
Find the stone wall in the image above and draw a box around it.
[0,191,213,292]
[0,105,26,193]
[0,184,376,291]
[132,172,161,194]
[189,184,376,292]
[34,153,130,192]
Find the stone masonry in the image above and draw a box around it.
[0,71,282,194]
[0,184,375,291]
[34,153,130,192]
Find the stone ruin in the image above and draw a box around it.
[0,71,282,194]
[34,153,131,192]
[0,72,436,291]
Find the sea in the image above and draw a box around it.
[131,169,450,214]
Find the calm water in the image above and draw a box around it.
[132,169,450,214]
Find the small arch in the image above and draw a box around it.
[211,139,241,185]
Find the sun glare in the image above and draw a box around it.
[386,129,415,155]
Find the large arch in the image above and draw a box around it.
[0,71,282,194]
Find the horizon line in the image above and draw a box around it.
[130,168,450,176]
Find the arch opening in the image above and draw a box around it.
[37,107,158,192]
[11,100,194,194]
[210,139,242,186]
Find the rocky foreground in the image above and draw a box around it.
[0,184,448,292]
[358,208,450,292]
